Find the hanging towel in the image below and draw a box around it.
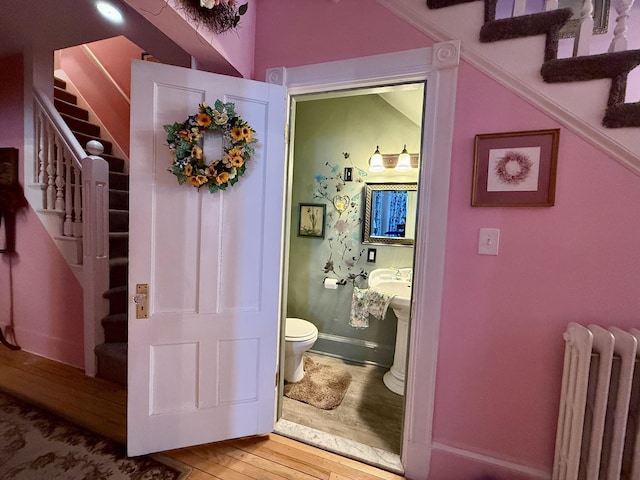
[350,286,369,329]
[350,287,394,329]
[364,289,393,321]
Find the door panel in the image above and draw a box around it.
[127,60,286,456]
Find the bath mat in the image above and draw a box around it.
[284,357,352,410]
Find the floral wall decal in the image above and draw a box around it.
[312,153,368,284]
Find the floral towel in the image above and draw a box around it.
[350,287,394,329]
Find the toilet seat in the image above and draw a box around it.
[285,318,317,342]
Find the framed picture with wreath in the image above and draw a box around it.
[472,129,560,207]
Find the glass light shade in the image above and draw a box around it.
[369,146,384,172]
[395,145,412,172]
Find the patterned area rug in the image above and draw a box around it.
[284,357,352,410]
[0,390,189,479]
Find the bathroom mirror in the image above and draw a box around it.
[362,183,418,246]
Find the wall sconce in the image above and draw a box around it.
[395,145,412,172]
[368,146,384,173]
[368,145,419,172]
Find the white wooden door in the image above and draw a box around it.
[127,60,286,456]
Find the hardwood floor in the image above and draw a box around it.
[0,346,405,479]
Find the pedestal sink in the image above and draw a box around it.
[368,268,412,395]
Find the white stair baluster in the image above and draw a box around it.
[73,162,83,238]
[35,109,45,185]
[64,148,73,236]
[545,0,559,11]
[46,124,56,210]
[573,0,594,56]
[512,0,527,17]
[609,0,635,52]
[55,142,65,211]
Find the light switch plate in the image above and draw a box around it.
[478,228,500,255]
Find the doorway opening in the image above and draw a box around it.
[275,82,425,473]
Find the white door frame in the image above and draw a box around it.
[267,41,460,478]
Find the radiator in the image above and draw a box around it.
[553,323,640,480]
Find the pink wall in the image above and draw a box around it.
[0,54,84,368]
[253,0,433,82]
[254,1,640,478]
[59,37,136,157]
[431,62,640,476]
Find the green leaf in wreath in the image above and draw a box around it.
[238,3,248,15]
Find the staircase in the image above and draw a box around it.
[425,0,640,128]
[379,0,640,173]
[54,77,129,385]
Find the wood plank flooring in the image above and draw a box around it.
[0,346,405,480]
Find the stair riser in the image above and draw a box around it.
[54,99,89,121]
[110,173,129,191]
[107,292,127,315]
[110,262,128,288]
[109,211,129,232]
[110,235,129,259]
[104,155,126,173]
[54,87,77,105]
[94,343,127,385]
[102,317,127,343]
[109,190,129,210]
[61,114,101,138]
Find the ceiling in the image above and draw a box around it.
[0,0,190,68]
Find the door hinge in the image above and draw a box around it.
[275,370,280,387]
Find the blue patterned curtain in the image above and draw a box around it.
[387,191,407,236]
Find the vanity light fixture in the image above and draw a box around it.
[369,145,418,172]
[368,146,384,172]
[395,145,412,172]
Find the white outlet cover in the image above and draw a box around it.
[478,228,500,255]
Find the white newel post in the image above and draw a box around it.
[609,0,636,52]
[82,144,110,377]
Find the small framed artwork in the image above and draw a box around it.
[472,129,560,207]
[298,203,326,238]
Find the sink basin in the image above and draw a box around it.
[368,268,412,311]
[368,268,413,396]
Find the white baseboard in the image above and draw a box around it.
[432,442,552,480]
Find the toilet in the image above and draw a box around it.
[284,317,318,382]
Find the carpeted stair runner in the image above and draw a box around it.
[54,77,129,385]
[425,0,640,127]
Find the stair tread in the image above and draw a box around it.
[110,257,129,266]
[103,286,127,298]
[604,102,640,128]
[54,77,66,89]
[480,9,572,42]
[542,49,640,83]
[427,0,477,8]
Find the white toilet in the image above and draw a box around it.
[284,317,318,382]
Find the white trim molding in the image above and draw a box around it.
[432,443,552,479]
[269,41,460,478]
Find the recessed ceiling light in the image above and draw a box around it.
[96,1,123,24]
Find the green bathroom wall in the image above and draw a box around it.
[287,92,422,367]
